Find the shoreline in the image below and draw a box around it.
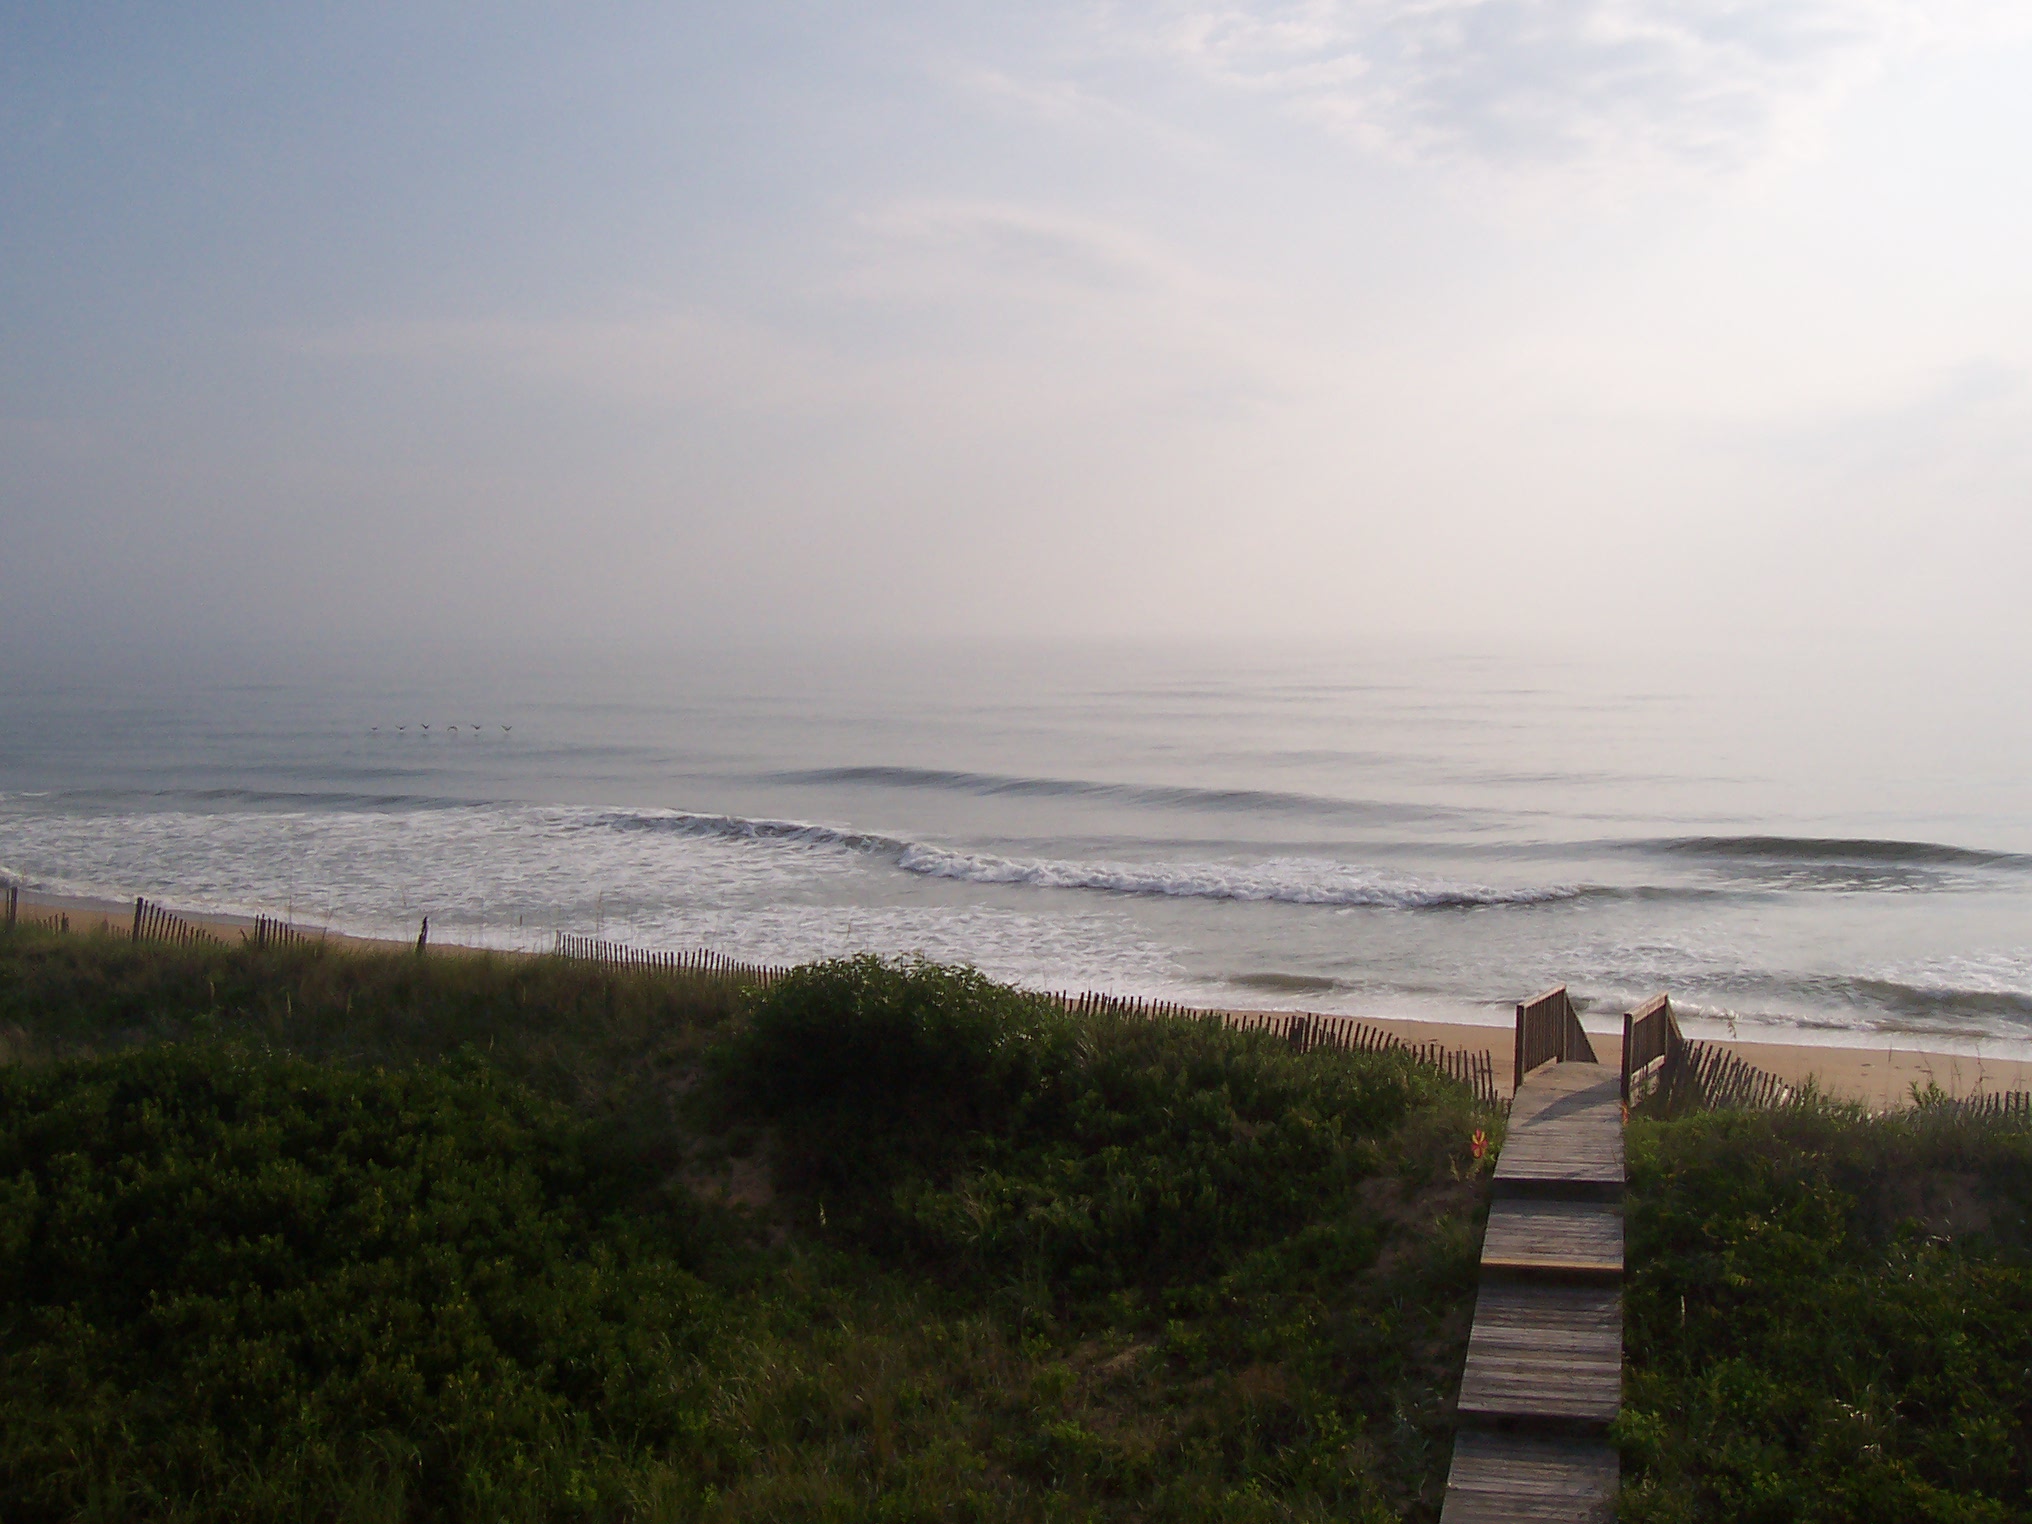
[10,887,2032,1108]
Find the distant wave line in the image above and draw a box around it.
[765,764,1473,823]
[1666,973,2032,1027]
[1644,834,2031,870]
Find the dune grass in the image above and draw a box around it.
[0,924,1498,1522]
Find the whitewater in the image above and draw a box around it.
[2,638,2029,1047]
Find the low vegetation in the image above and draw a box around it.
[0,925,1496,1522]
[1620,1096,2032,1522]
[11,922,2028,1521]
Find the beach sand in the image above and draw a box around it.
[8,890,402,953]
[10,890,2030,1108]
[1320,1015,2032,1110]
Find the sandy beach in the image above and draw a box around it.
[1346,1015,2032,1110]
[8,889,404,954]
[12,888,2032,1108]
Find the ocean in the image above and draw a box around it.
[3,637,2029,1047]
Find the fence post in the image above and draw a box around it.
[416,916,429,955]
[133,897,144,942]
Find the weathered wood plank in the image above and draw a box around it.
[1481,1199,1622,1281]
[1444,1032,1630,1516]
[1455,1281,1622,1432]
[1440,1431,1618,1523]
[1493,1063,1624,1201]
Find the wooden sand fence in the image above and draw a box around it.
[1668,1039,1795,1111]
[2,884,69,935]
[1631,993,2032,1120]
[249,914,323,951]
[551,933,1502,1106]
[1052,996,1498,1104]
[1920,1088,2032,1123]
[552,932,787,988]
[1216,1007,1498,1105]
[1622,991,1798,1114]
[131,896,221,949]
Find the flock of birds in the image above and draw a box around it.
[368,724,513,735]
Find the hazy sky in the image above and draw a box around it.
[5,3,2030,655]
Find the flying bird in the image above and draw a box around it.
[502,725,513,734]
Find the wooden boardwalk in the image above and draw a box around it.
[1480,1199,1622,1281]
[1490,1064,1625,1201]
[1442,1052,1624,1522]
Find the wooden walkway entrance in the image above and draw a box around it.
[1441,988,1623,1522]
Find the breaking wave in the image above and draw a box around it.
[894,844,1589,908]
[598,808,1590,909]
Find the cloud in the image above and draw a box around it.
[1102,0,2026,170]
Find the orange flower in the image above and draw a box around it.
[1470,1128,1488,1160]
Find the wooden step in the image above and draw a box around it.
[1455,1281,1622,1435]
[1481,1199,1622,1283]
[1440,1430,1619,1522]
[1493,1063,1624,1203]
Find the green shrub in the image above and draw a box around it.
[0,1046,731,1522]
[1620,1103,2032,1522]
[721,957,1473,1319]
[714,956,1079,1194]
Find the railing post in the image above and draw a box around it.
[1621,1009,1634,1105]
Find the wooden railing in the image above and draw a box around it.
[551,933,1503,1105]
[1621,992,1682,1106]
[1513,984,1597,1091]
